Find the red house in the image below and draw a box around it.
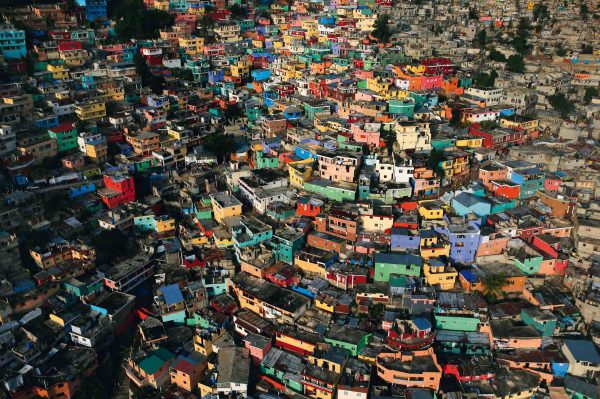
[489,180,521,200]
[469,124,525,150]
[98,172,135,209]
[296,196,323,218]
[58,41,83,51]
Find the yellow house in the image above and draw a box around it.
[455,137,483,148]
[75,101,106,121]
[418,202,445,220]
[499,116,540,133]
[423,259,457,290]
[85,141,108,163]
[315,297,335,313]
[47,63,69,80]
[60,49,88,67]
[156,217,176,233]
[295,255,327,278]
[287,160,313,188]
[420,231,451,259]
[210,192,243,224]
[231,58,253,78]
[179,37,205,56]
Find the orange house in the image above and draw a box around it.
[376,348,442,390]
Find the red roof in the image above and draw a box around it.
[49,122,75,133]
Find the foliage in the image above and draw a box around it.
[474,70,498,88]
[135,54,165,95]
[581,44,594,55]
[533,3,549,22]
[369,303,385,318]
[488,49,507,62]
[427,148,446,177]
[506,54,525,73]
[229,4,249,18]
[479,120,498,130]
[547,92,575,118]
[583,88,599,104]
[468,8,478,20]
[372,14,392,43]
[383,130,396,156]
[93,229,131,265]
[555,44,567,57]
[476,30,487,48]
[512,18,531,55]
[114,0,174,42]
[450,108,462,127]
[580,4,589,20]
[482,273,508,301]
[203,132,236,162]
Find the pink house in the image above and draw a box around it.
[354,70,373,80]
[544,176,561,192]
[354,90,375,102]
[477,230,510,256]
[243,333,272,365]
[351,123,380,147]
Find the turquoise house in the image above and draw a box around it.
[388,99,415,117]
[271,229,305,265]
[64,275,103,298]
[452,192,492,217]
[520,307,557,337]
[232,217,273,247]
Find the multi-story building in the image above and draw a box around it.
[98,171,136,209]
[100,253,155,292]
[75,101,106,121]
[0,24,26,59]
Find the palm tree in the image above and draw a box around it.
[482,273,508,301]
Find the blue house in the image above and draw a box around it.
[435,218,481,264]
[251,69,271,81]
[391,228,420,251]
[283,106,303,120]
[157,284,186,324]
[76,0,107,21]
[452,192,492,217]
[68,183,96,199]
[0,25,26,59]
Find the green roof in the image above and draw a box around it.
[137,347,175,375]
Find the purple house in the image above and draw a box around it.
[435,218,481,264]
[391,228,420,251]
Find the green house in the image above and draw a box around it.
[374,253,422,281]
[260,348,304,393]
[303,179,356,202]
[48,122,78,152]
[520,308,557,337]
[432,138,456,151]
[324,325,371,356]
[436,330,491,355]
[434,315,480,332]
[254,151,279,169]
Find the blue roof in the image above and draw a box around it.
[412,317,432,331]
[161,284,184,306]
[460,269,477,283]
[564,340,600,363]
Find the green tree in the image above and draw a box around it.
[474,70,498,88]
[533,3,549,22]
[93,229,130,265]
[513,18,531,55]
[506,54,525,73]
[476,29,487,48]
[372,14,391,43]
[580,4,589,20]
[427,148,446,178]
[581,44,593,54]
[114,0,174,41]
[203,132,236,162]
[383,130,396,156]
[583,87,599,104]
[482,273,508,301]
[489,48,507,62]
[547,92,575,118]
[555,44,567,57]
